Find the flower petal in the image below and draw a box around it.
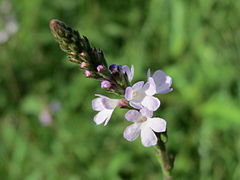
[129,101,142,109]
[147,68,151,78]
[123,123,141,141]
[140,126,158,147]
[92,98,104,111]
[141,96,160,111]
[152,70,173,94]
[125,87,133,100]
[122,65,134,82]
[125,110,141,122]
[93,110,113,125]
[130,65,134,82]
[145,77,156,96]
[147,118,167,133]
[140,108,153,118]
[102,98,119,109]
[132,81,144,90]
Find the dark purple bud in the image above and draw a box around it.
[109,64,118,72]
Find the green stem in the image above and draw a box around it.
[156,138,173,180]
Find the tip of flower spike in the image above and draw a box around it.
[49,19,60,31]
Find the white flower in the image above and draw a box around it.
[147,69,173,94]
[123,108,166,147]
[92,94,120,126]
[122,65,134,82]
[125,81,160,111]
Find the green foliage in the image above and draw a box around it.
[0,0,239,179]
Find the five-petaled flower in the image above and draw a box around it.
[124,81,160,111]
[123,108,167,147]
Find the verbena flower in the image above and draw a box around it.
[123,108,166,147]
[92,94,120,126]
[125,81,160,111]
[122,65,134,82]
[147,69,173,94]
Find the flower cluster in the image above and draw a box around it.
[50,19,173,147]
[92,65,172,147]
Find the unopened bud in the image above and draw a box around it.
[79,52,86,57]
[80,62,88,69]
[85,70,92,78]
[97,65,105,72]
[101,80,111,88]
[109,64,118,72]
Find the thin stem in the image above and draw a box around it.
[155,137,173,180]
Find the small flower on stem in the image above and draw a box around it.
[92,94,120,126]
[123,108,166,147]
[147,69,173,94]
[125,81,160,111]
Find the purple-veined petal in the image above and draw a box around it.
[147,118,166,132]
[140,126,158,147]
[152,70,173,94]
[93,110,113,125]
[132,81,144,90]
[141,96,160,111]
[102,98,119,109]
[129,101,142,109]
[140,108,153,118]
[92,98,105,111]
[123,123,141,141]
[125,110,141,122]
[125,87,133,100]
[145,77,156,96]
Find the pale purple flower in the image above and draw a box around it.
[122,65,134,82]
[147,69,173,94]
[123,108,166,147]
[101,80,111,88]
[92,94,120,126]
[125,81,160,111]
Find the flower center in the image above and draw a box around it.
[132,91,138,98]
[139,116,147,122]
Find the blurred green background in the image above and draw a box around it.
[0,0,240,179]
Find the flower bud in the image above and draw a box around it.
[109,64,118,72]
[80,61,88,69]
[79,52,86,57]
[97,65,105,72]
[101,80,111,89]
[84,70,92,78]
